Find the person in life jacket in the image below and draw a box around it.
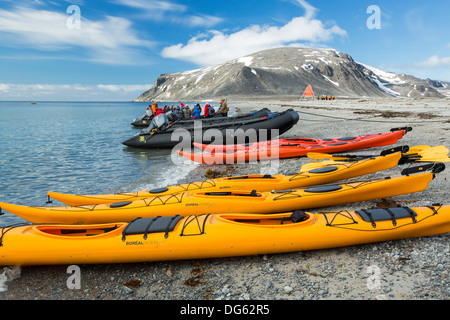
[191,104,201,118]
[175,105,183,118]
[191,103,202,115]
[151,103,158,115]
[182,105,191,119]
[204,104,211,117]
[205,104,216,117]
[163,105,171,113]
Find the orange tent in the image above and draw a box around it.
[302,85,315,99]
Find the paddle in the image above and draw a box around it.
[400,146,450,163]
[306,145,409,161]
[302,145,449,171]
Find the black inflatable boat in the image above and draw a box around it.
[123,109,299,149]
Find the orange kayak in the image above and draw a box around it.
[181,128,409,164]
[0,204,448,266]
[0,171,438,224]
[47,151,404,206]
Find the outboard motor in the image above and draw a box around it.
[141,114,169,134]
[134,108,153,122]
[166,111,178,123]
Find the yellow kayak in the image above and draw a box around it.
[48,151,404,206]
[0,204,448,266]
[0,171,438,224]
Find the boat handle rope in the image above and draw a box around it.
[272,190,302,200]
[319,211,358,227]
[171,179,217,192]
[360,209,377,228]
[143,192,184,207]
[185,179,216,190]
[70,204,101,211]
[403,207,417,224]
[143,216,160,240]
[384,208,397,226]
[0,223,31,247]
[288,172,309,182]
[164,215,182,239]
[427,204,442,215]
[180,214,210,237]
[121,217,141,242]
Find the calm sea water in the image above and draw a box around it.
[0,101,199,225]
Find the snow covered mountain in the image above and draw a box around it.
[359,63,449,98]
[135,47,447,101]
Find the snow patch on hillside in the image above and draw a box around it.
[238,56,253,67]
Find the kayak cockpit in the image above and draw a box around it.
[216,210,311,226]
[34,224,124,237]
[202,190,263,198]
[223,174,276,181]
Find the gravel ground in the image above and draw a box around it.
[1,97,449,306]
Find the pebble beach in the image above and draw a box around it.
[0,96,448,305]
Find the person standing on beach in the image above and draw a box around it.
[219,99,229,117]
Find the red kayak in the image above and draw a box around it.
[178,127,410,164]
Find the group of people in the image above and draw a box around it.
[181,103,215,119]
[144,99,229,120]
[317,95,336,100]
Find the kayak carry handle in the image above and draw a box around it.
[401,163,446,176]
[380,145,410,156]
[390,126,413,133]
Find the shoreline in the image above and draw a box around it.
[1,97,449,301]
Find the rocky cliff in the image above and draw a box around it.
[135,47,447,101]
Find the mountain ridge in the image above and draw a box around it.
[135,47,449,101]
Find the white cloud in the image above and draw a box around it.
[291,0,317,19]
[0,84,10,92]
[0,83,152,101]
[161,0,346,66]
[178,14,224,28]
[111,0,223,27]
[416,55,450,68]
[112,0,187,15]
[96,84,152,92]
[0,5,153,64]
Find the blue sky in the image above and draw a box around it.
[0,0,449,101]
